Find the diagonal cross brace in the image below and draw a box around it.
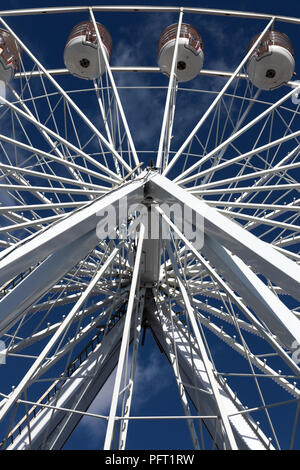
[0,178,145,286]
[147,173,300,303]
[202,235,300,350]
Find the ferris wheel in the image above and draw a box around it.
[0,5,300,451]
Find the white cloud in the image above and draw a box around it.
[78,345,171,447]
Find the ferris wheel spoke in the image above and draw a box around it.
[117,287,145,450]
[0,97,121,185]
[0,5,300,450]
[156,9,183,171]
[158,238,300,448]
[193,191,300,230]
[201,235,300,349]
[0,17,133,179]
[25,280,129,316]
[167,289,300,402]
[8,84,82,186]
[0,177,144,285]
[191,183,300,197]
[0,229,102,337]
[28,302,126,384]
[212,208,300,235]
[206,82,262,175]
[270,105,300,164]
[195,309,300,400]
[0,247,119,426]
[188,198,300,258]
[193,88,262,188]
[160,250,210,449]
[239,196,300,231]
[162,17,276,178]
[104,223,145,450]
[220,146,300,218]
[194,308,288,449]
[2,307,127,450]
[232,185,300,235]
[0,182,104,197]
[182,126,300,188]
[0,201,87,214]
[8,86,113,191]
[165,239,238,449]
[186,295,265,339]
[151,174,300,302]
[205,199,300,213]
[154,199,300,376]
[217,316,284,450]
[0,214,67,235]
[7,292,128,362]
[173,88,300,187]
[226,172,299,223]
[11,290,100,329]
[162,249,267,343]
[274,233,300,248]
[0,141,69,214]
[0,159,107,193]
[152,290,203,449]
[191,159,300,193]
[0,156,108,211]
[2,245,130,355]
[89,8,140,173]
[152,282,274,449]
[93,80,122,178]
[152,282,221,449]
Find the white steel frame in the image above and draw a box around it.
[0,5,299,451]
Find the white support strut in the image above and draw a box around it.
[147,294,273,450]
[147,173,300,303]
[202,235,300,350]
[104,223,145,450]
[5,313,128,450]
[0,177,145,285]
[0,248,119,425]
[165,240,238,450]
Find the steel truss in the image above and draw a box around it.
[0,5,300,451]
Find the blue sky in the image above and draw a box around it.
[3,0,300,17]
[1,0,300,451]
